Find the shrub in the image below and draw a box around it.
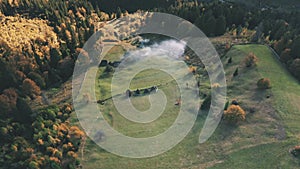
[244,52,258,67]
[227,57,232,64]
[188,66,197,74]
[224,100,230,110]
[233,68,239,77]
[224,105,246,123]
[257,78,271,89]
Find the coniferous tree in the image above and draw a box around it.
[233,68,239,77]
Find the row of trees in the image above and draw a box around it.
[274,37,300,80]
[156,1,260,37]
[257,11,300,80]
[90,0,175,13]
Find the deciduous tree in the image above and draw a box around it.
[244,52,258,67]
[22,78,41,99]
[257,78,271,89]
[224,105,246,123]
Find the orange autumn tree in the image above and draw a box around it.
[257,78,271,89]
[224,105,246,123]
[68,126,85,147]
[244,52,258,67]
[188,66,197,74]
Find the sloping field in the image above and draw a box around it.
[212,44,300,168]
[75,44,300,169]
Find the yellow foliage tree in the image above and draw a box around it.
[224,105,246,123]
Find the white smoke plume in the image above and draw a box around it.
[123,39,186,62]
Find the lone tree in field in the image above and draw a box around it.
[257,78,271,89]
[244,52,258,67]
[224,105,246,123]
[233,68,239,77]
[227,57,232,64]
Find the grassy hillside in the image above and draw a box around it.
[212,44,300,168]
[233,45,300,134]
[74,44,300,169]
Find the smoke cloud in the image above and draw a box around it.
[123,39,186,62]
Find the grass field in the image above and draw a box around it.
[96,67,181,138]
[74,44,300,168]
[212,44,300,168]
[233,45,300,135]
